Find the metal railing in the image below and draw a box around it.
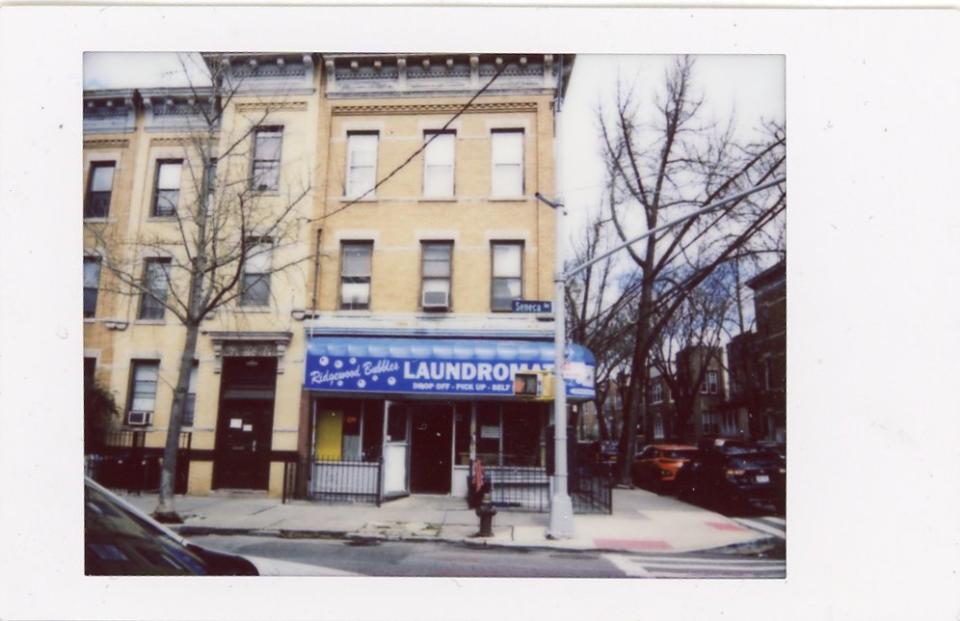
[486,466,551,512]
[85,430,191,495]
[307,457,382,506]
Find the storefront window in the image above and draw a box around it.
[342,406,362,460]
[362,401,383,461]
[476,403,500,466]
[502,404,543,467]
[454,403,471,465]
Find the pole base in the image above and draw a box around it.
[546,493,575,539]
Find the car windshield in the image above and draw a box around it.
[727,453,781,470]
[663,449,697,459]
[85,482,210,575]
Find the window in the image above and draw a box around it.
[84,357,96,388]
[83,257,101,318]
[423,131,454,197]
[84,162,115,218]
[476,403,501,465]
[240,238,272,307]
[706,370,719,394]
[650,382,663,404]
[252,128,282,191]
[491,130,524,197]
[205,157,218,212]
[346,132,379,198]
[421,242,452,310]
[138,258,170,320]
[340,242,373,310]
[183,362,198,427]
[491,242,523,311]
[502,404,541,467]
[129,361,160,414]
[152,160,182,217]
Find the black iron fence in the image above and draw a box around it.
[85,430,191,495]
[570,466,613,515]
[305,457,382,505]
[480,464,612,515]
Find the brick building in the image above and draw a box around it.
[83,53,594,499]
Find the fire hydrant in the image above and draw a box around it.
[475,485,497,537]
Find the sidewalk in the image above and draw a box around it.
[123,488,775,555]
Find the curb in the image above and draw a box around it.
[173,523,774,557]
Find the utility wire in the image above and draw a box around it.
[313,62,508,223]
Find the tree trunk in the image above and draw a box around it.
[153,322,200,522]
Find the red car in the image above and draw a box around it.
[632,444,699,492]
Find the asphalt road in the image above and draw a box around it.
[190,534,785,578]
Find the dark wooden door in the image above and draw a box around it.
[409,406,452,494]
[214,401,273,489]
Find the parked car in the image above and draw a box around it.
[676,448,785,513]
[85,478,344,576]
[632,444,699,492]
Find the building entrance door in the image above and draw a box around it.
[213,400,273,489]
[381,401,410,497]
[410,405,453,494]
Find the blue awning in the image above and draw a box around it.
[305,336,595,401]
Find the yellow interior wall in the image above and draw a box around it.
[315,410,343,460]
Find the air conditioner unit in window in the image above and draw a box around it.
[422,290,449,310]
[127,410,152,426]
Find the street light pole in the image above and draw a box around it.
[542,96,575,540]
[536,173,785,540]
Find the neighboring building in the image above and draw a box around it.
[83,53,590,500]
[726,260,786,441]
[650,345,742,443]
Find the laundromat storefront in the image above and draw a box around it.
[303,337,596,499]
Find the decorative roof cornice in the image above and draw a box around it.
[331,101,539,116]
[83,137,130,149]
[235,100,308,113]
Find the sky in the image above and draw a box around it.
[83,52,785,255]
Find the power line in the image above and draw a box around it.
[313,62,507,223]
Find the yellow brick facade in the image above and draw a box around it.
[84,53,570,498]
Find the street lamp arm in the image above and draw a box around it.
[560,176,785,281]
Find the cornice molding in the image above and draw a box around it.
[235,100,308,113]
[331,101,538,116]
[149,136,194,147]
[83,138,130,149]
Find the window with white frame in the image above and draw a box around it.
[252,127,282,191]
[240,238,272,307]
[183,362,198,427]
[129,361,160,415]
[346,132,379,198]
[423,131,455,198]
[84,162,115,218]
[340,241,373,309]
[421,242,452,310]
[138,258,170,320]
[152,160,182,217]
[650,381,663,404]
[491,242,523,311]
[491,129,524,197]
[83,257,101,318]
[706,370,719,394]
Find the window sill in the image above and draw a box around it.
[340,196,377,204]
[134,319,167,325]
[146,215,178,222]
[488,196,527,203]
[84,317,97,323]
[418,197,457,203]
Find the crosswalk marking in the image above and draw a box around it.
[733,517,786,539]
[602,553,785,578]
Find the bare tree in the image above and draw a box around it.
[85,54,313,521]
[564,208,643,440]
[649,266,734,441]
[598,56,786,485]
